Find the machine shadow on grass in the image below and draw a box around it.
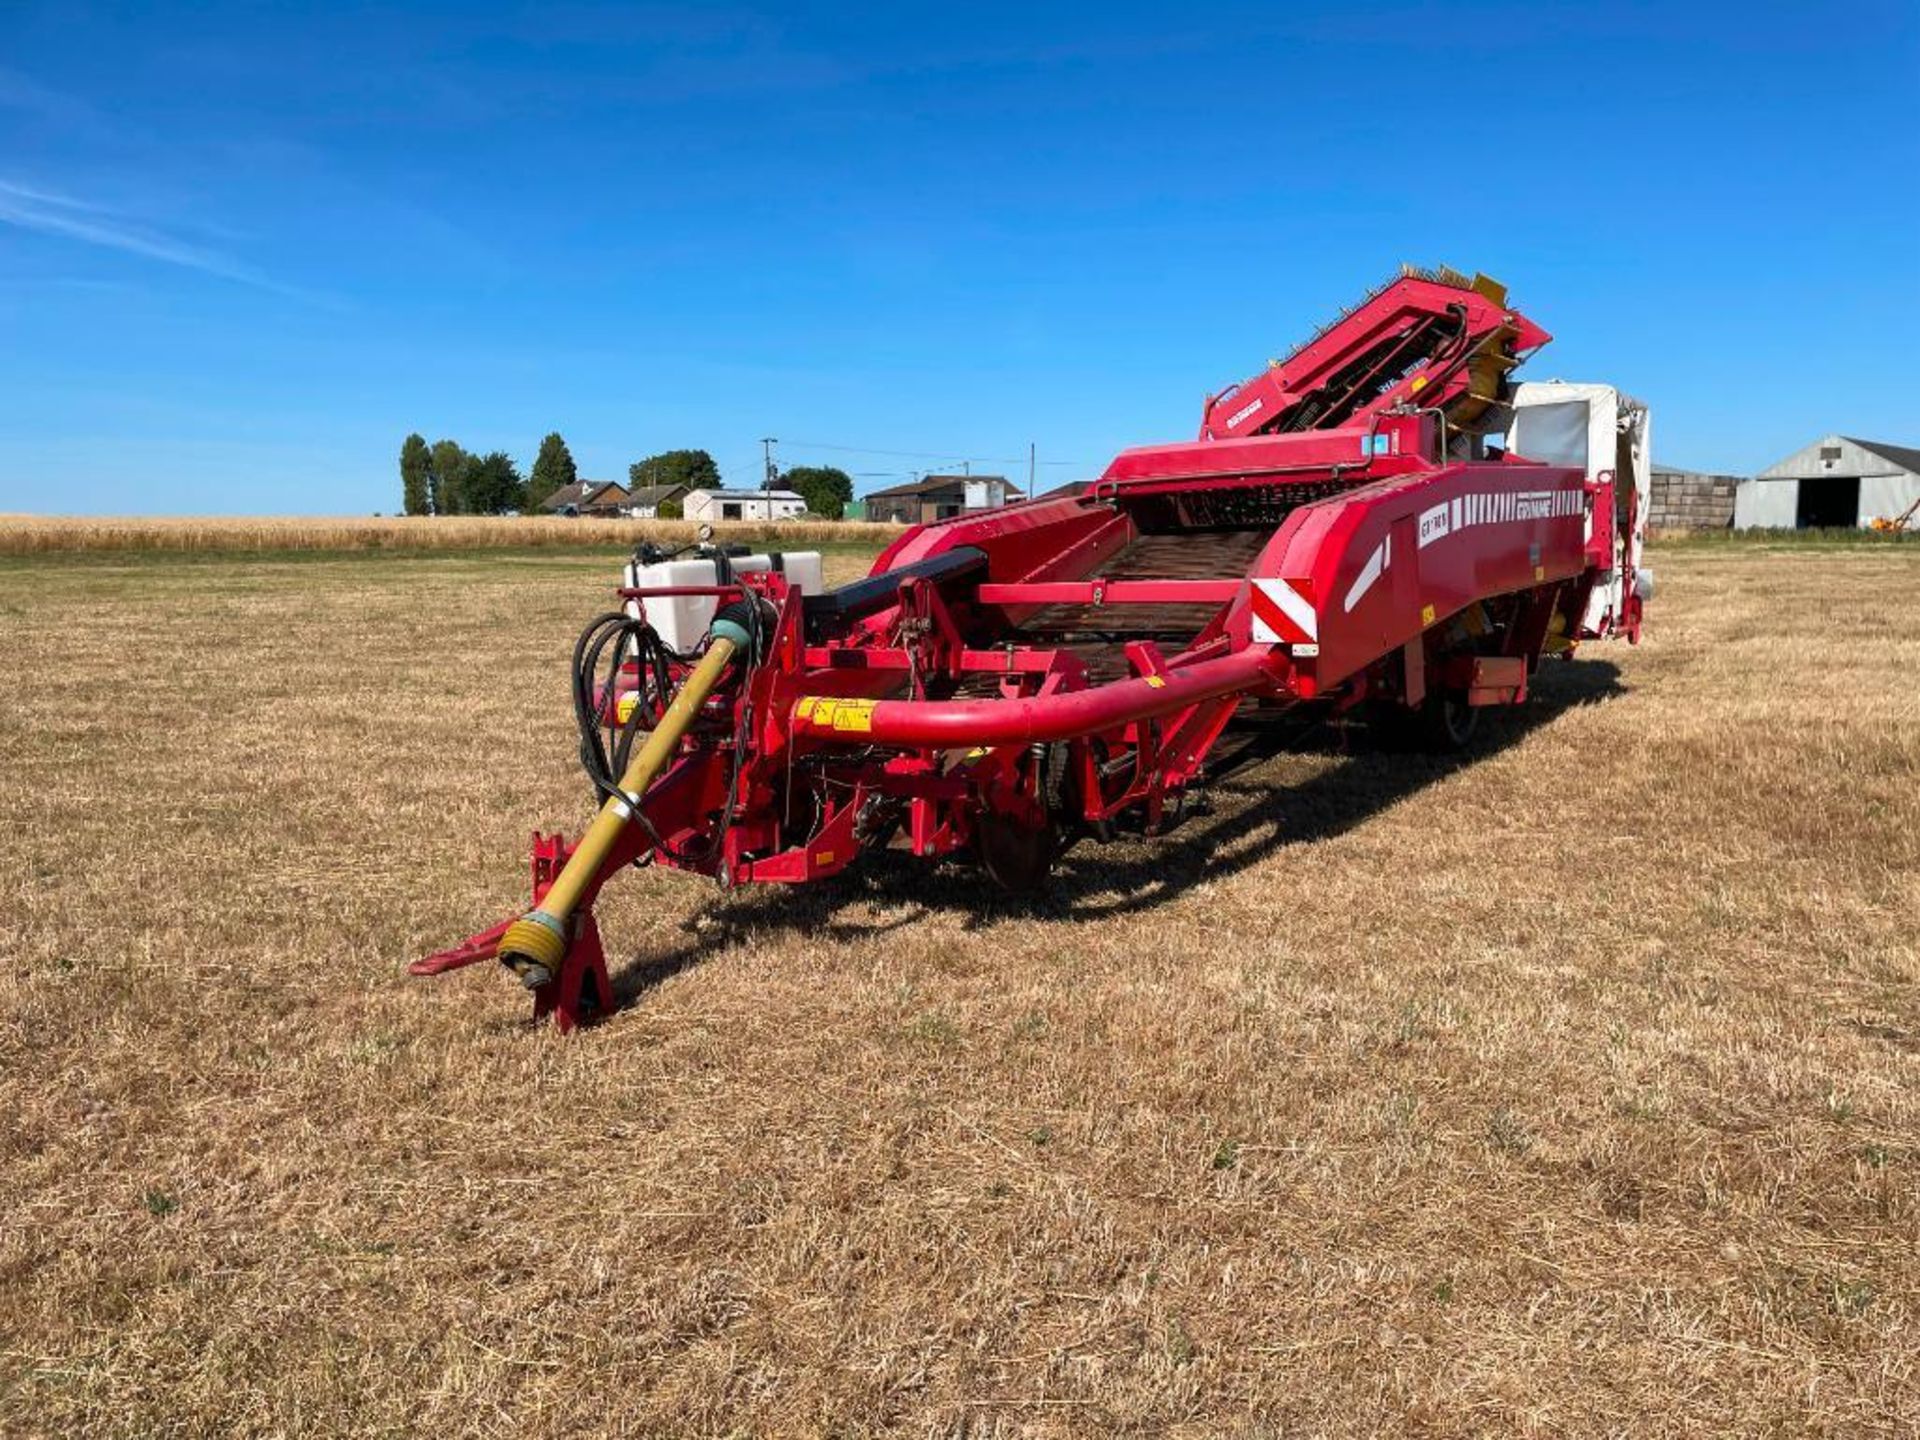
[605,658,1626,1011]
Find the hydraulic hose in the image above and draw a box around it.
[573,611,677,801]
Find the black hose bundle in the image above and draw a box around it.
[572,611,678,808]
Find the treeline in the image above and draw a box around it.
[398,433,567,516]
[399,432,857,519]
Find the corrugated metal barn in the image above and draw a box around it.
[1735,435,1920,529]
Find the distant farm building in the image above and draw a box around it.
[683,488,808,523]
[1648,464,1739,530]
[543,480,630,517]
[1735,436,1920,530]
[626,483,688,518]
[863,474,1023,525]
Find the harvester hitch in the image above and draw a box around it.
[493,626,746,988]
[407,833,615,1034]
[411,603,763,1030]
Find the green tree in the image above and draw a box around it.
[400,433,432,516]
[656,498,683,520]
[429,439,474,515]
[463,451,526,514]
[629,448,720,493]
[527,431,577,511]
[783,465,854,520]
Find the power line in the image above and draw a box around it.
[780,438,1087,467]
[714,439,1093,492]
[779,439,977,461]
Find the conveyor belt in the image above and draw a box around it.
[1005,529,1269,683]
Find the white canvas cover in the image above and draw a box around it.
[1507,381,1650,637]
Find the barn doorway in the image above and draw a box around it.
[1796,476,1859,529]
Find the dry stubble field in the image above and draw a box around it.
[2,533,1917,1436]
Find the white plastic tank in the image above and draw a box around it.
[621,551,825,653]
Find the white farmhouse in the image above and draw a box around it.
[682,488,809,523]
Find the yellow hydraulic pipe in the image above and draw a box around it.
[497,635,740,985]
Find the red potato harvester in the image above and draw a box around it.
[414,266,1652,1029]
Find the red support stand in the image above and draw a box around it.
[525,831,613,1033]
[408,831,614,1032]
[530,912,614,1034]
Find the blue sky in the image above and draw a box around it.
[1,2,1915,515]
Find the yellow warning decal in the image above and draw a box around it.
[616,692,638,725]
[816,849,835,867]
[1410,374,1428,393]
[1534,564,1546,582]
[1420,603,1436,626]
[1144,675,1167,688]
[799,697,876,733]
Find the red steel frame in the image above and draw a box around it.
[415,270,1644,1025]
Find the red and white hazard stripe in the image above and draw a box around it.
[1250,577,1317,645]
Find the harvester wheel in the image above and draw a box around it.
[1376,686,1479,754]
[1418,688,1479,752]
[975,744,1069,893]
[976,811,1061,893]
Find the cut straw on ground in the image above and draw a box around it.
[0,538,1915,1435]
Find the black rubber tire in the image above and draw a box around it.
[975,812,1060,893]
[1416,689,1479,752]
[975,745,1067,892]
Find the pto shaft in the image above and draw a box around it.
[496,633,740,986]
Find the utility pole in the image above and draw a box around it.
[760,437,778,492]
[1028,442,1036,495]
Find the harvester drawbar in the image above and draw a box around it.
[414,266,1651,1029]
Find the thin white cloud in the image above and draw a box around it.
[0,65,87,122]
[0,178,308,298]
[0,178,118,212]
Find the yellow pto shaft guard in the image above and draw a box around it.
[496,634,740,986]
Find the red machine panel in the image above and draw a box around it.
[1249,460,1590,685]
